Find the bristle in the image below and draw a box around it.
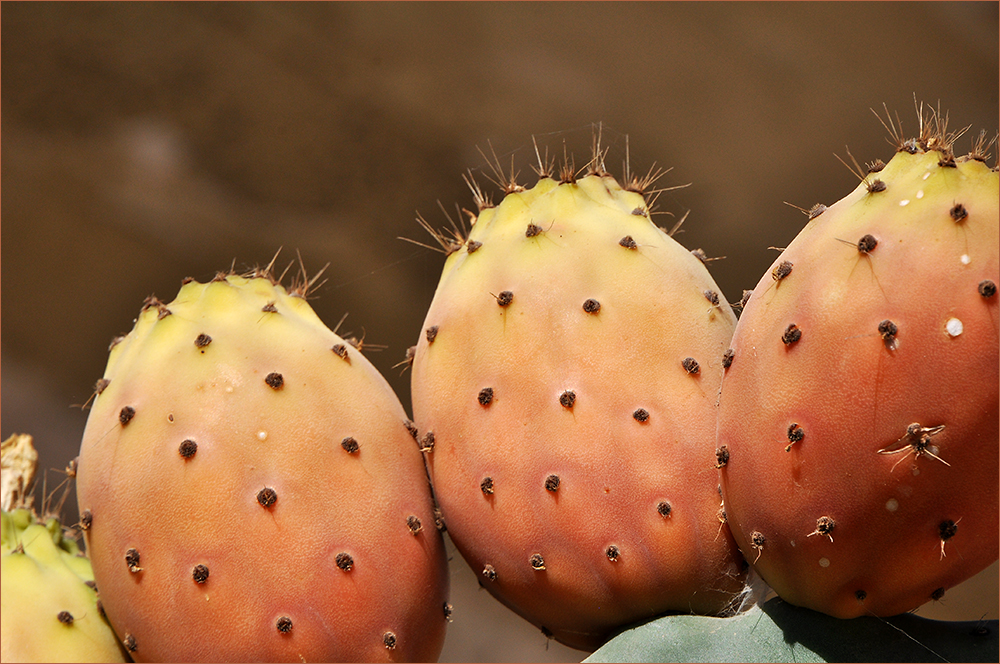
[249,247,285,283]
[477,141,524,195]
[667,210,690,237]
[965,129,997,164]
[403,211,465,256]
[558,139,579,184]
[622,134,634,190]
[585,122,611,177]
[531,135,556,180]
[276,259,296,286]
[915,97,936,152]
[835,147,885,193]
[872,102,907,152]
[463,171,494,211]
[874,99,987,166]
[623,163,669,196]
[287,250,329,299]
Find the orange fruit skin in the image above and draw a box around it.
[78,276,449,662]
[413,175,746,650]
[719,151,999,618]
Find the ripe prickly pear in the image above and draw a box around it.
[76,267,449,662]
[411,145,747,650]
[1,434,128,663]
[718,108,999,618]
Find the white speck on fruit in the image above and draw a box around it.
[899,199,910,207]
[961,254,971,265]
[789,540,796,548]
[885,498,899,512]
[819,557,830,568]
[916,190,924,199]
[946,318,963,337]
[922,171,931,180]
[257,431,268,441]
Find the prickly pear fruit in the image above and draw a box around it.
[1,434,128,663]
[411,149,747,650]
[76,267,449,662]
[718,109,999,618]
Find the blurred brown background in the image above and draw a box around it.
[2,2,997,661]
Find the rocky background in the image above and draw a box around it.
[3,3,997,661]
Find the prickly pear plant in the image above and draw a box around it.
[1,434,128,663]
[718,106,999,618]
[586,597,999,663]
[410,140,747,650]
[75,265,449,662]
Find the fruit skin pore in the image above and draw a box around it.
[76,272,449,662]
[413,171,747,650]
[718,147,999,618]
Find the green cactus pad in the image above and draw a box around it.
[586,598,998,663]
